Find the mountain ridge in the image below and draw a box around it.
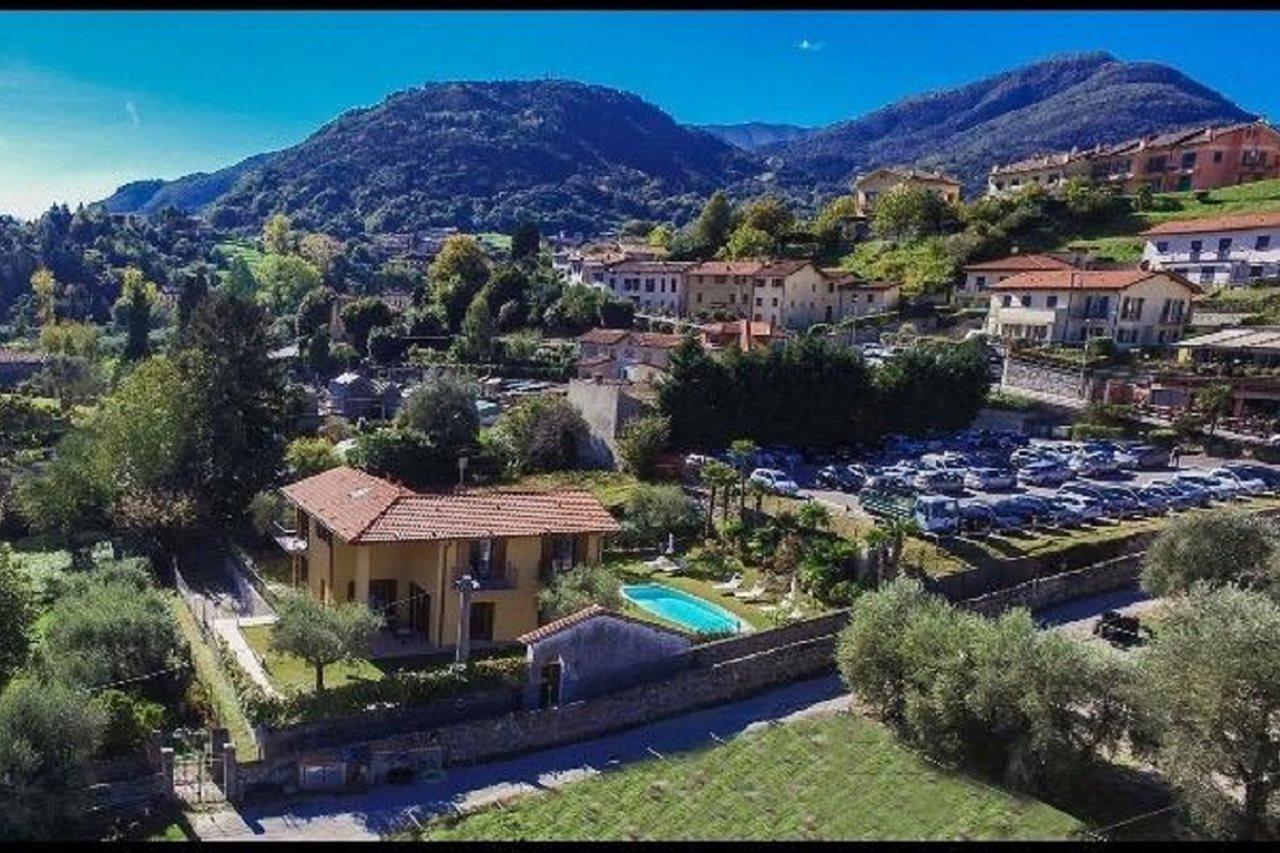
[95,54,1257,235]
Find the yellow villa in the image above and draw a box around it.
[280,466,620,651]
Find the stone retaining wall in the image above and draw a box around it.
[959,553,1143,617]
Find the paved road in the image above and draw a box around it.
[222,674,850,841]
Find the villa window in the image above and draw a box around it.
[1046,295,1058,308]
[1181,151,1196,169]
[468,539,493,577]
[1002,295,1012,308]
[1251,266,1265,278]
[1155,241,1169,253]
[1256,235,1272,251]
[1020,295,1032,307]
[1218,238,1233,253]
[772,297,779,307]
[975,275,987,289]
[1213,150,1224,163]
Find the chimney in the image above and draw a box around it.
[1071,272,1084,288]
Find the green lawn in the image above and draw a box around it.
[509,470,642,512]
[417,711,1083,841]
[170,596,258,760]
[241,623,383,693]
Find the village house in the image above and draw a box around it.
[280,466,620,650]
[987,120,1280,197]
[326,371,402,420]
[684,260,763,316]
[984,269,1199,349]
[576,328,683,382]
[0,348,46,389]
[820,269,902,319]
[852,167,963,217]
[957,253,1082,304]
[695,319,787,351]
[595,259,694,315]
[1141,211,1280,287]
[553,242,668,286]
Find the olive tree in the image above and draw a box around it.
[1141,509,1280,598]
[0,677,106,839]
[272,592,382,691]
[1136,584,1280,840]
[536,563,623,621]
[0,546,35,687]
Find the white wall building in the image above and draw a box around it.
[1141,212,1280,287]
[596,260,693,315]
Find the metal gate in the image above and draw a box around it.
[170,729,226,805]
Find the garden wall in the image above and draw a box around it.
[958,553,1143,618]
[232,614,846,802]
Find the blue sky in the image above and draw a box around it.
[2,10,1279,219]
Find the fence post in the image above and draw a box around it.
[159,747,176,799]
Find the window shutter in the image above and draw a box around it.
[492,538,507,576]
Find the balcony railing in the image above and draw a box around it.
[451,564,517,590]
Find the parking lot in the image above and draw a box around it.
[689,430,1280,537]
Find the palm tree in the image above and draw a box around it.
[746,478,769,525]
[727,438,758,516]
[700,460,737,536]
[797,500,831,532]
[864,517,918,586]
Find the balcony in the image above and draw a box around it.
[451,564,517,591]
[1068,306,1112,321]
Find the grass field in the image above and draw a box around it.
[170,596,258,760]
[241,623,383,693]
[418,711,1083,841]
[509,470,642,512]
[1059,177,1280,260]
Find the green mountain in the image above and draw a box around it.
[96,54,1257,236]
[762,52,1255,200]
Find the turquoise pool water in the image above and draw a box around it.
[621,583,746,635]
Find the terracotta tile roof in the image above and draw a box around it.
[1141,211,1280,236]
[989,269,1202,294]
[630,332,683,349]
[755,259,813,277]
[578,354,613,368]
[964,254,1080,273]
[516,604,689,645]
[856,166,961,186]
[687,260,766,276]
[282,466,620,543]
[601,260,694,274]
[578,328,630,346]
[0,348,45,365]
[281,466,412,542]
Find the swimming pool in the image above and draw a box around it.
[621,583,747,635]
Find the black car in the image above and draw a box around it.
[1224,462,1280,491]
[816,464,866,492]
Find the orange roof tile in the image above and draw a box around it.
[989,269,1202,294]
[755,259,813,277]
[516,605,689,645]
[578,328,630,346]
[281,467,620,543]
[687,260,766,276]
[964,253,1079,273]
[1141,211,1280,236]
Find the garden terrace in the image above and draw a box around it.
[414,711,1083,841]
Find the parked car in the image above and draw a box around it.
[1208,466,1269,497]
[683,453,712,476]
[1130,485,1172,514]
[1174,470,1240,501]
[1129,444,1172,470]
[816,464,865,492]
[1051,492,1104,523]
[1060,482,1130,517]
[1161,478,1214,508]
[1224,462,1280,491]
[913,469,966,496]
[1069,450,1119,478]
[964,467,1016,491]
[749,468,800,497]
[1142,482,1194,511]
[958,502,996,535]
[1017,460,1073,487]
[1043,495,1088,527]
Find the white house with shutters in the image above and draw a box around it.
[1141,211,1280,287]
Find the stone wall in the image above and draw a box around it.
[256,685,520,762]
[959,553,1143,617]
[567,378,652,468]
[1001,356,1090,401]
[232,614,846,801]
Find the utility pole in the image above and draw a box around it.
[453,574,479,665]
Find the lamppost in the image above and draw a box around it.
[453,574,479,665]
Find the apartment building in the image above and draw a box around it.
[988,121,1280,197]
[576,328,684,381]
[1141,211,1280,286]
[595,260,694,315]
[852,167,963,216]
[553,242,668,286]
[820,269,901,319]
[958,253,1081,303]
[684,260,764,317]
[984,269,1199,349]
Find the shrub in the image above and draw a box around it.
[616,414,671,480]
[284,436,341,480]
[620,483,700,549]
[0,677,106,839]
[1202,435,1243,459]
[1252,444,1280,464]
[1145,428,1179,448]
[1069,423,1126,440]
[536,563,623,621]
[249,490,288,538]
[491,395,588,475]
[93,689,165,757]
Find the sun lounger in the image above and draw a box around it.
[733,583,766,600]
[712,574,743,591]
